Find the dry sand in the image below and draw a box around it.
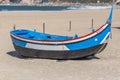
[0,8,120,80]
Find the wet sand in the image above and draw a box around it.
[0,9,120,80]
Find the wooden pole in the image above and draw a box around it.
[13,24,16,30]
[69,20,71,31]
[92,18,93,29]
[91,18,94,32]
[43,23,45,33]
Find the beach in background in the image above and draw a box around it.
[0,7,120,80]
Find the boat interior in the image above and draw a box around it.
[11,29,75,41]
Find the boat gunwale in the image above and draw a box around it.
[10,23,109,45]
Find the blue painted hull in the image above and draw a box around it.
[10,6,113,59]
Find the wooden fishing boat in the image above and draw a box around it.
[10,6,113,59]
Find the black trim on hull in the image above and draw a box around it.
[13,43,107,59]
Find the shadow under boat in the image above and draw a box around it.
[7,51,100,61]
[7,51,29,59]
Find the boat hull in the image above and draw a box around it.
[13,43,107,59]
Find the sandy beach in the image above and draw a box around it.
[0,8,120,80]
